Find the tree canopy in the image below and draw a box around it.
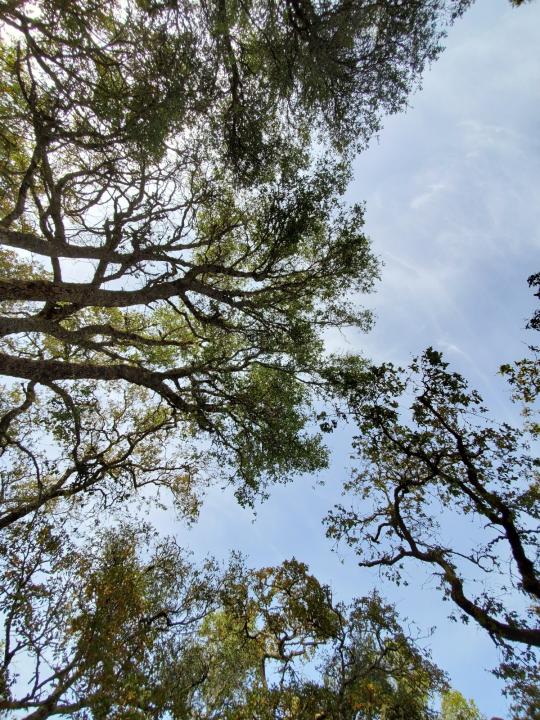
[325,333,540,714]
[440,691,484,720]
[0,518,450,719]
[0,0,473,521]
[0,0,533,718]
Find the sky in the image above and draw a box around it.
[147,1,540,716]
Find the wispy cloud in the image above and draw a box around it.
[410,181,447,210]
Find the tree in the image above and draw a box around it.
[316,593,447,720]
[325,342,540,715]
[0,518,221,718]
[440,690,484,720]
[0,515,449,719]
[0,0,474,523]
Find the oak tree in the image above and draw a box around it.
[0,0,472,521]
[0,517,447,719]
[325,346,540,716]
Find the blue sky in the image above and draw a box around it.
[149,1,540,716]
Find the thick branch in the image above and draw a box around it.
[0,276,249,309]
[0,352,197,411]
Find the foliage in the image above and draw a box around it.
[325,345,540,716]
[440,690,485,720]
[0,0,512,716]
[526,272,540,335]
[0,517,448,719]
[0,0,472,520]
